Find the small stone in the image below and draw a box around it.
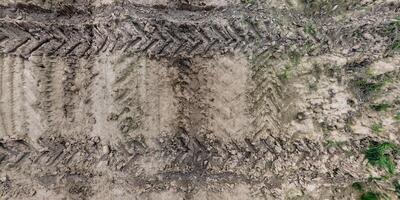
[103,145,110,155]
[274,145,282,154]
[363,33,374,40]
[92,136,100,143]
[327,146,335,154]
[144,24,155,33]
[352,44,361,51]
[70,85,77,91]
[0,176,7,182]
[296,112,306,121]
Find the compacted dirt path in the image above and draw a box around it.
[0,0,400,199]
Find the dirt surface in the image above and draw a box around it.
[0,0,400,199]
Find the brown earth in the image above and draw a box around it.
[0,0,400,199]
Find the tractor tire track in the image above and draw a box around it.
[0,136,372,182]
[0,3,397,58]
[111,57,143,139]
[0,1,398,199]
[249,57,284,138]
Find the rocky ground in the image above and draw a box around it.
[0,0,399,199]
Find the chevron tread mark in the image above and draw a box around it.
[111,58,142,137]
[61,59,78,122]
[0,22,34,54]
[249,57,283,138]
[0,21,93,57]
[42,61,54,127]
[76,58,97,134]
[0,4,398,58]
[95,18,265,57]
[0,139,32,168]
[0,134,373,191]
[158,135,367,177]
[0,137,146,172]
[36,58,65,135]
[22,38,51,57]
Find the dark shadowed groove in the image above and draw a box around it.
[64,41,82,56]
[5,38,30,53]
[62,58,78,120]
[8,56,16,135]
[41,60,54,127]
[23,38,51,56]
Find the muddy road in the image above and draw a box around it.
[0,0,400,199]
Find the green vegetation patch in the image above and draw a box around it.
[240,0,256,6]
[354,79,384,95]
[304,23,316,36]
[370,103,391,112]
[371,122,383,134]
[365,142,397,174]
[386,19,399,33]
[360,191,381,200]
[386,17,400,51]
[278,52,301,81]
[390,40,400,51]
[352,182,364,192]
[353,180,392,200]
[351,73,395,100]
[394,112,400,121]
[393,180,400,198]
[278,67,290,81]
[301,0,359,16]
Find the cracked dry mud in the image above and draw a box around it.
[0,0,400,199]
